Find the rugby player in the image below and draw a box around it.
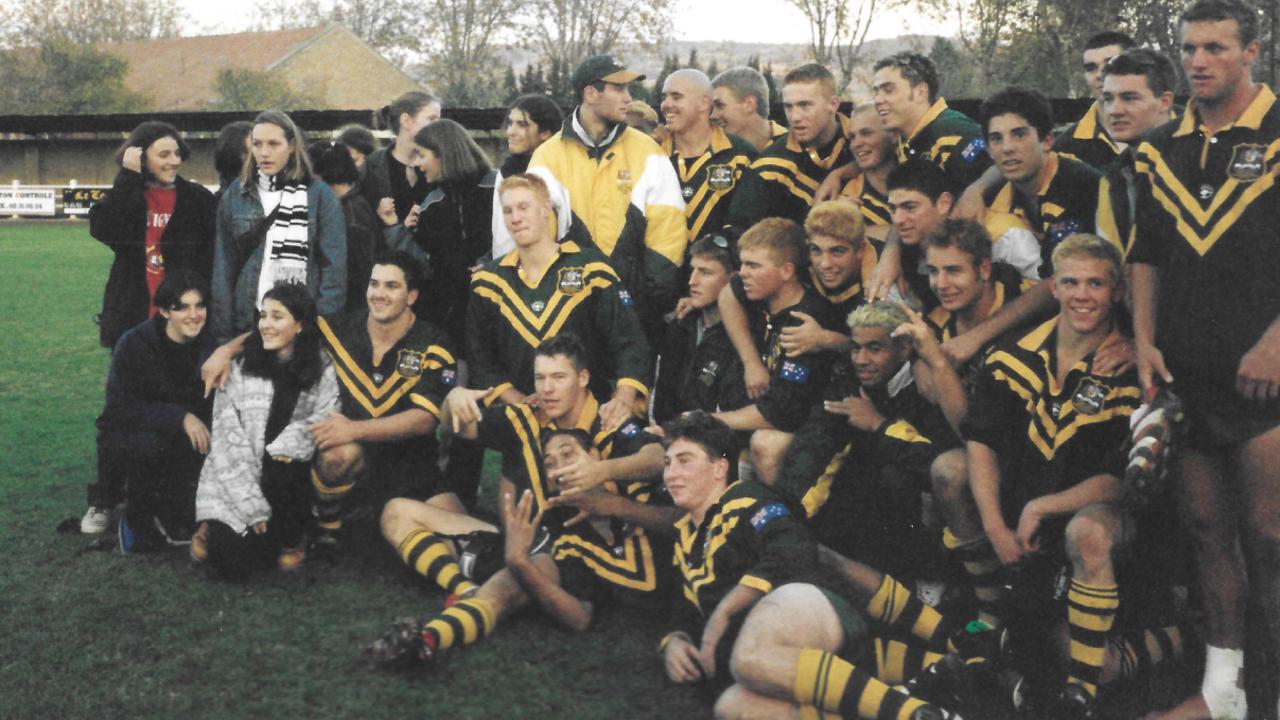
[1093,48,1178,251]
[652,235,748,424]
[466,174,650,430]
[1130,1,1280,717]
[659,412,962,720]
[659,68,758,244]
[1054,32,1138,171]
[936,235,1156,717]
[730,63,853,227]
[713,218,843,483]
[840,102,898,231]
[525,54,687,344]
[377,334,668,607]
[710,66,789,151]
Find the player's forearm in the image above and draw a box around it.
[924,358,970,435]
[506,556,593,632]
[963,279,1054,350]
[602,443,664,483]
[607,499,681,536]
[708,584,765,632]
[818,329,852,352]
[713,404,773,431]
[1033,474,1122,519]
[718,283,762,368]
[966,440,1008,534]
[350,409,435,443]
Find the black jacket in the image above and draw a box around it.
[97,314,215,438]
[340,191,382,311]
[89,170,216,348]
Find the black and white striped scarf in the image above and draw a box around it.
[255,172,310,308]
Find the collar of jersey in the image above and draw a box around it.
[906,98,949,143]
[1174,83,1276,137]
[991,151,1060,214]
[498,241,582,268]
[568,109,623,156]
[785,113,851,155]
[547,392,600,432]
[661,125,734,157]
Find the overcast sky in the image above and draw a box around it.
[178,0,947,44]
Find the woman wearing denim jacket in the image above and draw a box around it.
[210,110,347,343]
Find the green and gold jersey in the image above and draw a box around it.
[963,317,1141,521]
[1053,102,1122,172]
[1129,85,1280,390]
[982,152,1105,277]
[898,99,991,194]
[838,173,893,227]
[475,394,668,599]
[672,480,819,631]
[467,241,650,401]
[731,114,854,227]
[662,127,758,242]
[318,310,457,422]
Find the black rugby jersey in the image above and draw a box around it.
[662,127,758,242]
[1129,85,1280,389]
[981,152,1104,277]
[467,241,650,401]
[839,174,894,227]
[732,114,855,227]
[897,99,991,194]
[963,317,1141,520]
[1054,103,1122,172]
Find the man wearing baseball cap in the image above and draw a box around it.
[516,54,688,354]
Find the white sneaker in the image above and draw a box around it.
[80,506,111,534]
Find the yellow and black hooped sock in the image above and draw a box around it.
[1114,623,1192,681]
[794,647,939,720]
[943,526,1005,629]
[311,468,353,531]
[397,529,478,597]
[421,597,496,652]
[1066,579,1120,697]
[873,638,947,685]
[865,575,955,652]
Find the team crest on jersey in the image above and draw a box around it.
[531,300,546,312]
[396,349,424,378]
[698,360,721,386]
[1228,144,1266,182]
[1071,377,1108,416]
[961,137,987,163]
[616,169,633,191]
[558,266,585,295]
[707,164,735,191]
[681,185,694,200]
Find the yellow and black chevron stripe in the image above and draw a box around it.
[318,317,453,418]
[470,260,619,349]
[553,529,659,592]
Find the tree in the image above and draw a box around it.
[650,52,678,102]
[208,67,322,111]
[250,0,426,68]
[521,0,676,101]
[503,64,519,104]
[0,0,181,48]
[420,0,512,106]
[520,62,548,95]
[686,48,701,71]
[0,41,149,113]
[705,59,720,80]
[785,0,886,92]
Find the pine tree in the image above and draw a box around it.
[503,64,519,104]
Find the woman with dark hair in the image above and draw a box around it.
[335,124,377,168]
[377,118,493,344]
[192,282,339,578]
[363,91,442,223]
[89,120,216,352]
[210,109,347,344]
[308,140,380,311]
[212,120,253,198]
[491,94,563,257]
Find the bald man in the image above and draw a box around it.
[660,68,759,244]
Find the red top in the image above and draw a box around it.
[143,186,176,314]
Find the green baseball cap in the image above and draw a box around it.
[572,55,645,93]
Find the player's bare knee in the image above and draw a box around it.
[930,449,967,500]
[318,442,362,480]
[713,685,757,720]
[1066,507,1117,569]
[379,498,415,541]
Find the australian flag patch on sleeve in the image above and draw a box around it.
[750,503,790,532]
[961,137,987,163]
[618,290,634,307]
[620,421,641,437]
[441,368,457,387]
[779,360,810,384]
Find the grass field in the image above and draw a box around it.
[0,223,708,720]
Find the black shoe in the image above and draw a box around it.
[903,653,967,706]
[907,704,964,720]
[1054,684,1100,720]
[367,617,436,670]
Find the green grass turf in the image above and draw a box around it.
[0,223,708,720]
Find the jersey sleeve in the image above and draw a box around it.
[1125,144,1168,267]
[406,340,459,419]
[960,356,1019,452]
[594,274,653,396]
[465,273,516,399]
[737,500,819,594]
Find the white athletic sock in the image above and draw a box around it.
[1201,645,1247,720]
